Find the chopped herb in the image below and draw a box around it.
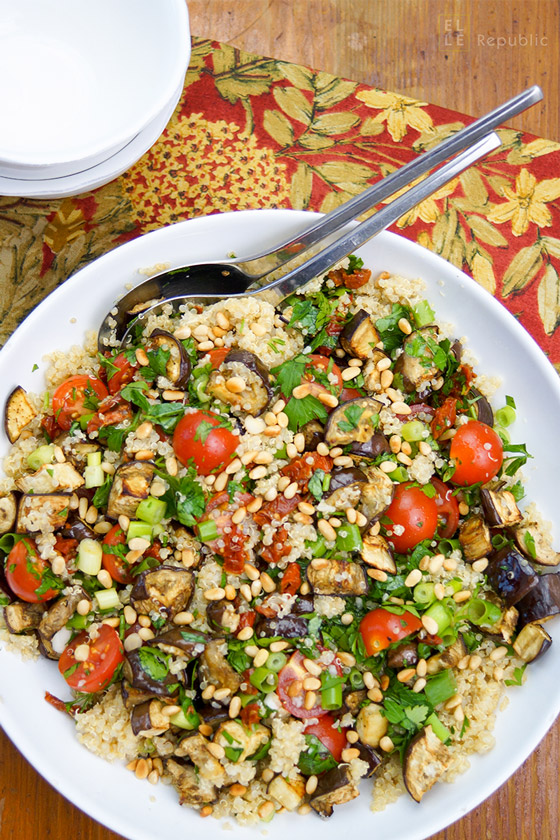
[523,531,537,560]
[501,442,533,477]
[347,254,364,273]
[156,467,206,527]
[137,647,171,681]
[375,304,413,353]
[505,664,527,686]
[92,475,113,509]
[336,403,365,433]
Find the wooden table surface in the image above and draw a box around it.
[1,2,559,838]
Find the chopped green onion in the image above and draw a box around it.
[94,587,120,611]
[266,652,287,673]
[335,523,363,553]
[401,420,427,442]
[79,413,95,430]
[495,425,511,445]
[386,465,409,482]
[84,464,105,489]
[27,444,55,471]
[77,538,103,575]
[194,374,212,403]
[320,671,344,710]
[127,520,153,543]
[308,535,328,557]
[86,451,102,467]
[169,706,200,730]
[464,598,502,628]
[426,712,451,742]
[495,405,516,428]
[423,602,452,635]
[66,613,88,630]
[197,519,219,543]
[413,582,436,605]
[250,667,278,694]
[424,668,457,706]
[348,668,364,689]
[136,497,167,525]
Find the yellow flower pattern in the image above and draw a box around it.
[356,89,433,142]
[488,168,560,237]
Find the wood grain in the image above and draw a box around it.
[1,2,559,839]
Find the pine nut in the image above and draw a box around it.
[261,572,276,593]
[416,658,427,677]
[389,435,402,453]
[316,442,330,456]
[380,369,394,389]
[226,376,246,393]
[413,678,427,693]
[173,611,193,625]
[493,667,505,681]
[135,449,155,461]
[472,558,489,573]
[124,605,137,625]
[240,584,252,601]
[250,579,262,597]
[204,587,226,601]
[223,584,236,601]
[287,679,303,698]
[229,783,247,796]
[422,615,439,636]
[77,598,91,616]
[398,317,412,335]
[135,758,150,780]
[317,519,337,542]
[404,569,422,588]
[269,641,290,652]
[303,658,322,677]
[200,805,214,818]
[214,471,229,491]
[306,775,318,795]
[428,554,444,574]
[367,568,388,582]
[258,801,275,820]
[457,655,471,670]
[419,555,430,571]
[293,433,305,452]
[303,677,321,691]
[367,688,383,702]
[298,501,315,515]
[391,401,411,415]
[341,747,360,762]
[284,481,299,500]
[124,633,142,652]
[298,804,312,816]
[138,627,155,641]
[468,654,482,670]
[397,667,416,683]
[254,451,274,465]
[363,672,376,690]
[228,696,242,719]
[201,684,216,700]
[286,443,298,459]
[443,557,458,571]
[276,412,290,428]
[341,367,360,381]
[97,569,113,589]
[333,455,353,467]
[434,583,446,600]
[249,465,267,480]
[244,563,260,581]
[207,742,225,759]
[380,460,397,473]
[277,476,291,492]
[78,496,88,519]
[346,730,359,744]
[379,736,394,752]
[225,458,242,475]
[490,645,508,661]
[418,440,432,455]
[318,392,339,407]
[231,506,246,524]
[165,456,178,476]
[341,612,354,625]
[213,687,232,702]
[246,496,263,513]
[337,651,356,667]
[254,649,269,668]
[304,690,317,710]
[136,421,153,439]
[74,643,90,662]
[453,589,471,603]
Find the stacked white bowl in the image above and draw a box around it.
[0,0,191,198]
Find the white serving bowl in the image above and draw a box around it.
[0,0,190,180]
[1,210,559,840]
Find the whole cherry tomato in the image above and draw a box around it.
[59,624,124,693]
[384,482,438,552]
[172,409,238,474]
[449,420,503,486]
[52,375,108,430]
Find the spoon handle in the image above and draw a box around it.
[237,85,542,280]
[257,132,501,306]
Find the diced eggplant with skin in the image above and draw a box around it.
[513,622,552,663]
[131,698,171,736]
[324,397,383,447]
[199,639,243,695]
[123,649,182,698]
[480,487,522,528]
[107,460,154,520]
[362,349,391,393]
[325,465,394,524]
[254,614,309,638]
[300,419,324,451]
[0,493,17,534]
[387,641,419,670]
[166,759,218,808]
[485,604,519,644]
[361,531,396,574]
[16,493,70,534]
[214,720,270,763]
[4,386,37,443]
[307,558,367,596]
[268,774,306,811]
[350,432,390,460]
[309,765,360,818]
[516,573,560,628]
[426,635,467,675]
[394,326,440,393]
[342,689,367,715]
[152,627,209,658]
[121,680,159,709]
[199,703,231,729]
[207,350,272,415]
[486,547,539,608]
[459,514,493,563]
[340,309,380,360]
[131,566,194,619]
[325,467,368,510]
[16,462,84,494]
[353,742,382,777]
[359,466,395,524]
[205,601,240,634]
[144,329,191,388]
[468,388,494,426]
[61,517,96,542]
[3,601,45,634]
[403,724,451,803]
[512,521,560,567]
[356,703,388,748]
[175,733,227,781]
[37,585,88,660]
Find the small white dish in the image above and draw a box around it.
[0,0,190,179]
[0,210,559,840]
[0,79,183,199]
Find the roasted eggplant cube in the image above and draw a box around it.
[512,521,560,567]
[207,350,272,415]
[486,547,539,608]
[393,327,440,393]
[516,573,560,628]
[359,466,395,523]
[131,698,171,736]
[480,488,522,528]
[403,725,451,803]
[166,759,218,808]
[268,774,306,811]
[324,397,383,447]
[152,627,209,658]
[387,641,419,670]
[426,635,467,674]
[37,585,88,660]
[350,432,390,460]
[130,566,194,619]
[361,531,396,574]
[199,638,243,695]
[513,622,552,662]
[300,420,325,451]
[123,649,182,698]
[309,766,360,818]
[254,614,309,638]
[306,558,367,596]
[340,310,380,360]
[107,460,154,520]
[468,388,494,426]
[325,467,368,510]
[4,386,37,444]
[0,493,17,535]
[16,493,70,534]
[3,601,45,634]
[144,329,191,388]
[459,514,492,563]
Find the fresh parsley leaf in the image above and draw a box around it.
[308,469,328,501]
[509,481,525,502]
[298,734,337,776]
[283,394,328,432]
[137,647,171,681]
[92,475,113,509]
[375,304,412,353]
[336,403,364,433]
[501,442,533,477]
[504,664,526,686]
[271,355,308,395]
[156,467,206,527]
[347,254,364,273]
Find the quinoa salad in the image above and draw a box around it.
[1,257,559,823]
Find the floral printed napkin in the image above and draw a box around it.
[1,36,560,370]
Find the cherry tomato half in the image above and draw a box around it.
[172,409,238,474]
[102,524,134,584]
[384,482,438,552]
[278,651,342,719]
[431,477,460,539]
[52,375,108,431]
[5,539,60,603]
[58,624,124,693]
[449,420,503,486]
[304,714,347,762]
[106,352,138,395]
[303,355,343,397]
[360,608,423,656]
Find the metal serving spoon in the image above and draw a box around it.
[98,86,542,348]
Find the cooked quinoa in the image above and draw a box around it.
[1,257,558,823]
